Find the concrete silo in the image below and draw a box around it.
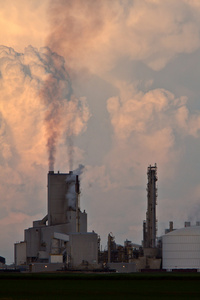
[162,226,200,270]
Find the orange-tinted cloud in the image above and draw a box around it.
[2,0,200,262]
[47,0,200,74]
[0,45,90,261]
[0,0,48,52]
[106,84,200,180]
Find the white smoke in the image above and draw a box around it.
[73,164,85,176]
[66,164,84,210]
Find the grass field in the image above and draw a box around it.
[1,273,200,299]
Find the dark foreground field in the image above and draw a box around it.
[0,273,200,300]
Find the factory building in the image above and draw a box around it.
[0,256,6,269]
[14,170,98,271]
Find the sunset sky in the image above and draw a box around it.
[1,0,200,263]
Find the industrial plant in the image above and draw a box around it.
[14,169,98,272]
[12,163,200,273]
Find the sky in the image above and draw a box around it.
[1,0,200,264]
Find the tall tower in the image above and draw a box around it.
[48,171,80,226]
[143,164,158,248]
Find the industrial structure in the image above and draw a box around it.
[143,164,158,249]
[13,162,200,272]
[14,164,162,272]
[140,163,161,266]
[106,233,141,264]
[162,226,200,270]
[15,170,98,271]
[96,164,161,271]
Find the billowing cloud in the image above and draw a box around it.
[0,45,89,170]
[83,82,200,188]
[0,0,48,52]
[2,0,200,263]
[0,45,90,261]
[106,84,200,177]
[80,81,200,247]
[47,0,200,74]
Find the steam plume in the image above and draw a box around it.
[40,72,68,171]
[66,164,84,210]
[67,133,74,172]
[0,45,90,172]
[38,48,89,171]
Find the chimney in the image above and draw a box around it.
[76,175,80,233]
[169,221,173,232]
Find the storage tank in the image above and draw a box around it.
[162,226,200,270]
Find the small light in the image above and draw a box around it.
[45,265,47,268]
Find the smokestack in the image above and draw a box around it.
[75,175,80,194]
[169,221,173,232]
[76,175,80,233]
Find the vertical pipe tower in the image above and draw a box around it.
[144,164,157,248]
